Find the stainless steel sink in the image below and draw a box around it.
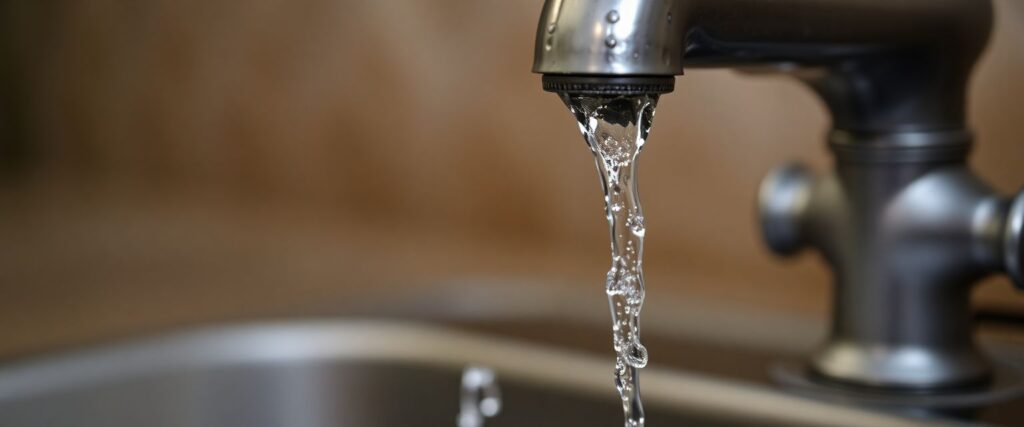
[0,317,989,427]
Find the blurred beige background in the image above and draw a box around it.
[0,1,1022,358]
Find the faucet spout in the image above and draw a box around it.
[534,0,990,74]
[533,0,992,130]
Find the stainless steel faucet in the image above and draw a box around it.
[533,0,1024,392]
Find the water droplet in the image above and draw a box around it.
[632,51,640,60]
[667,12,673,22]
[606,10,620,23]
[545,37,553,51]
[546,23,557,34]
[458,366,502,427]
[605,36,617,48]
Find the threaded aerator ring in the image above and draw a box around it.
[542,75,675,95]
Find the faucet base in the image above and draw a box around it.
[771,359,1024,411]
[810,340,992,391]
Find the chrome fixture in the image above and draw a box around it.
[533,0,1023,392]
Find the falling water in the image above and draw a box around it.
[560,93,658,427]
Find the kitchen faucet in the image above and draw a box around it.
[533,0,1023,393]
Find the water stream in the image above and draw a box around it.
[560,93,659,427]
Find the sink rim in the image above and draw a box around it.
[0,319,979,427]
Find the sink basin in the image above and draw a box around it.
[0,319,986,427]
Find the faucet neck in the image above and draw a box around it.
[827,129,973,165]
[802,54,973,133]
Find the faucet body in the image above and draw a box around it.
[760,133,1023,389]
[534,0,1024,391]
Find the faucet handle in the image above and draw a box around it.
[758,163,815,256]
[1006,189,1024,289]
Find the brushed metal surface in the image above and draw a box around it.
[530,0,1022,391]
